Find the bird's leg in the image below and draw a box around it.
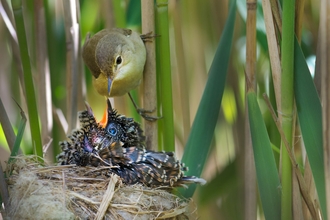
[140,32,159,42]
[128,92,161,121]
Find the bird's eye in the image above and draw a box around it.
[106,123,118,136]
[115,55,122,65]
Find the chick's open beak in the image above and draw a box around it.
[99,98,114,128]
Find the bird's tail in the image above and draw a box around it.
[175,176,207,188]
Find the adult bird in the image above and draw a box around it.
[82,28,156,120]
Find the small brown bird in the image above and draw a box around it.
[82,28,156,120]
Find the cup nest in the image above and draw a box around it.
[5,155,195,220]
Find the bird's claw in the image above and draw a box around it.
[141,32,159,42]
[136,107,162,122]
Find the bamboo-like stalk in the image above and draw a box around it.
[11,0,43,159]
[293,0,305,218]
[245,0,257,219]
[261,0,281,111]
[155,0,174,151]
[319,0,330,217]
[62,0,80,132]
[281,0,296,218]
[141,0,157,150]
[34,0,53,153]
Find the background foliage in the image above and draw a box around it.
[0,0,326,219]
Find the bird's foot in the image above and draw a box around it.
[136,107,162,122]
[128,92,161,121]
[141,32,159,42]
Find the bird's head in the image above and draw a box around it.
[82,28,146,98]
[80,99,145,150]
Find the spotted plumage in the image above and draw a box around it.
[57,99,206,187]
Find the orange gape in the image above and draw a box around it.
[99,107,108,128]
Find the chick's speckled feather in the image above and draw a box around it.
[57,99,206,187]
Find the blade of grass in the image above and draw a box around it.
[155,0,174,152]
[247,91,281,220]
[179,0,236,198]
[8,101,26,164]
[294,38,327,219]
[11,0,43,159]
[0,98,16,151]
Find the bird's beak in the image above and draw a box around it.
[107,76,112,96]
[99,98,114,128]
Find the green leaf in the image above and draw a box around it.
[247,91,281,220]
[179,0,236,198]
[8,103,26,164]
[12,0,43,159]
[294,38,327,219]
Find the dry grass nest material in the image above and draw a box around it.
[5,155,196,220]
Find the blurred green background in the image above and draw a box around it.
[0,0,321,219]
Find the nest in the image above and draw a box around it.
[4,156,196,220]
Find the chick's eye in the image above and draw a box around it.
[115,56,122,65]
[106,123,117,136]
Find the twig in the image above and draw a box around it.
[94,174,119,220]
